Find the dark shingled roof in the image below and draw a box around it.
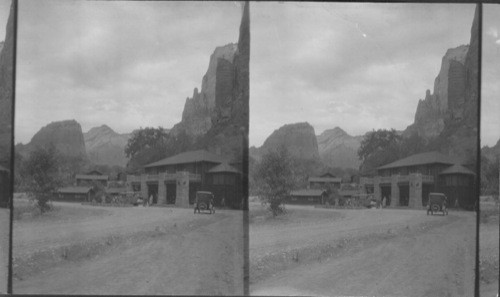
[75,174,109,181]
[208,163,240,174]
[308,177,342,183]
[144,150,228,168]
[58,186,93,194]
[378,151,461,170]
[439,164,476,175]
[290,189,327,197]
[106,187,127,194]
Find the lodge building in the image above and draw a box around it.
[126,150,243,208]
[360,151,476,209]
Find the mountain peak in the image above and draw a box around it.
[319,127,348,138]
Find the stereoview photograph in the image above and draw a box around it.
[12,1,248,295]
[249,3,479,296]
[0,0,14,293]
[479,4,500,297]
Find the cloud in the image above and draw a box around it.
[16,1,242,143]
[250,2,475,147]
[482,5,500,147]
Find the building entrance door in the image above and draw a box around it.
[147,184,158,204]
[380,185,391,206]
[166,182,176,204]
[399,185,409,206]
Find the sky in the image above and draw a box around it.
[15,1,243,144]
[0,0,11,41]
[250,3,478,147]
[482,4,500,147]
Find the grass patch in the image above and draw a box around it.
[250,218,452,285]
[249,204,345,227]
[14,199,111,223]
[13,228,170,281]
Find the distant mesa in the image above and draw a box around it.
[316,127,363,170]
[17,120,88,160]
[84,124,131,167]
[250,122,320,162]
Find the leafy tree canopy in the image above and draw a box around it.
[254,145,296,216]
[20,146,62,213]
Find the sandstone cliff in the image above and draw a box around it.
[251,122,320,162]
[405,6,479,163]
[171,43,238,137]
[405,45,469,139]
[84,125,131,167]
[18,120,88,160]
[317,127,363,169]
[191,2,249,163]
[0,2,14,168]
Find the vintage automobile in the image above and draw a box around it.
[194,191,215,214]
[427,192,448,216]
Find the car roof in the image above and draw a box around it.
[429,192,446,196]
[196,191,213,194]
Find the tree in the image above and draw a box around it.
[481,155,499,197]
[358,129,402,162]
[125,127,171,158]
[125,127,196,172]
[21,146,62,213]
[358,129,403,176]
[254,145,295,216]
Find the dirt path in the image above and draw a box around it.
[0,209,9,293]
[250,207,476,296]
[13,203,244,295]
[13,202,197,257]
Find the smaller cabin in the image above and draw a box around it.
[288,189,328,205]
[57,186,94,202]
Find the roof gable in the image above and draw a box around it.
[208,163,240,174]
[439,164,476,175]
[144,150,228,168]
[308,177,342,183]
[58,186,93,194]
[75,175,109,181]
[290,189,327,197]
[378,151,462,170]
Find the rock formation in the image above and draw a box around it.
[405,45,469,139]
[317,127,363,169]
[0,2,14,168]
[171,43,238,137]
[18,120,88,160]
[84,125,131,167]
[186,2,249,163]
[251,122,320,162]
[405,6,479,163]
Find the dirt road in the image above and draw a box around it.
[0,209,9,293]
[13,202,244,295]
[250,205,476,296]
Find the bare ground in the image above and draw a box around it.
[13,201,244,295]
[250,203,476,297]
[479,201,499,296]
[0,208,9,293]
